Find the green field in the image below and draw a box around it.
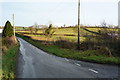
[16,27,120,43]
[16,27,99,42]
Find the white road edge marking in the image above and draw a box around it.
[89,69,98,74]
[65,58,69,61]
[75,63,81,66]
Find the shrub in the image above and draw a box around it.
[55,40,77,49]
[2,21,17,49]
[81,31,120,57]
[2,36,17,49]
[44,24,55,38]
[2,21,14,37]
[29,26,34,34]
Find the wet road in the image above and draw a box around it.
[16,37,119,78]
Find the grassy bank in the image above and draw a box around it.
[2,44,20,79]
[16,34,120,65]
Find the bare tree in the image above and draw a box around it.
[63,24,66,27]
[101,20,107,27]
[29,26,34,34]
[34,23,39,35]
[99,21,108,34]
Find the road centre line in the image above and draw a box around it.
[75,63,81,66]
[65,58,69,61]
[89,69,98,74]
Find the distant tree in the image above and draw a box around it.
[101,20,107,27]
[99,21,108,34]
[44,24,55,38]
[29,26,34,34]
[34,23,39,35]
[63,24,66,27]
[2,21,14,37]
[22,27,25,30]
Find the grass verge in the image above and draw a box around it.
[2,44,20,79]
[16,34,120,65]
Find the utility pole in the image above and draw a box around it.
[77,0,80,49]
[13,14,15,37]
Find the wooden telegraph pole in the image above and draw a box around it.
[12,14,17,43]
[13,14,15,37]
[77,0,80,49]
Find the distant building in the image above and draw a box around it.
[118,1,120,27]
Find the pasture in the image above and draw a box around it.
[16,27,120,42]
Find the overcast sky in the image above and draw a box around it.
[0,0,119,27]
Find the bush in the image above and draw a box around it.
[2,21,14,37]
[81,32,120,57]
[55,40,77,49]
[29,27,34,34]
[2,36,17,49]
[44,24,55,38]
[2,21,18,49]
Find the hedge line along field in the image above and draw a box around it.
[16,27,99,34]
[16,27,97,42]
[16,26,120,35]
[16,27,120,43]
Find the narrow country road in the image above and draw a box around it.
[16,37,119,78]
